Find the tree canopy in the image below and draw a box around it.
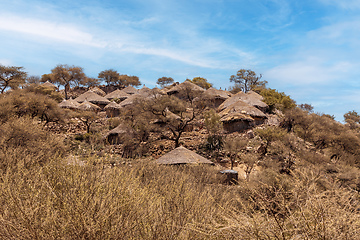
[229,69,267,93]
[46,64,86,99]
[188,77,213,90]
[157,77,174,88]
[0,65,27,93]
[98,69,141,88]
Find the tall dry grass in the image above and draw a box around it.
[1,158,360,239]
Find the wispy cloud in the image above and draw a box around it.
[319,0,360,10]
[0,15,105,47]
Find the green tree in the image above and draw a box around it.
[229,69,267,93]
[204,109,223,151]
[188,77,213,89]
[157,77,174,88]
[260,88,296,112]
[0,65,27,93]
[49,64,86,99]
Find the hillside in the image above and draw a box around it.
[1,80,360,239]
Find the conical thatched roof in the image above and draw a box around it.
[89,87,106,97]
[218,91,268,112]
[219,101,267,118]
[156,146,213,165]
[122,86,138,95]
[78,100,101,111]
[220,112,254,123]
[42,81,57,89]
[118,94,143,107]
[59,98,80,109]
[247,90,264,101]
[105,89,130,101]
[166,81,206,95]
[104,101,122,110]
[74,90,111,105]
[203,87,232,100]
[152,87,167,95]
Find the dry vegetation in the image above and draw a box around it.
[1,80,360,239]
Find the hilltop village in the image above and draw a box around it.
[1,65,360,239]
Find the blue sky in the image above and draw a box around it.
[1,0,360,121]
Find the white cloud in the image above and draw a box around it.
[0,15,105,47]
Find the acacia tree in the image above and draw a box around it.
[99,69,141,88]
[141,95,197,148]
[49,64,86,99]
[0,65,27,93]
[157,77,174,88]
[229,69,267,93]
[98,69,120,86]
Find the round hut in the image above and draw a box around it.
[104,101,122,118]
[74,90,111,109]
[156,146,214,165]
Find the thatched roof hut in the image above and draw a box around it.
[219,101,266,119]
[77,100,101,111]
[89,87,106,97]
[118,94,142,108]
[104,101,122,117]
[202,87,232,107]
[156,146,214,165]
[106,124,135,144]
[105,89,130,101]
[58,98,80,110]
[166,81,206,99]
[218,91,268,112]
[42,81,57,89]
[74,90,110,108]
[218,101,266,132]
[122,86,138,95]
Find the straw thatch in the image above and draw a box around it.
[122,86,138,95]
[218,91,268,112]
[118,94,143,108]
[58,98,80,110]
[105,89,130,101]
[247,90,264,101]
[219,101,267,118]
[166,81,206,96]
[106,124,135,144]
[77,100,101,111]
[89,87,106,97]
[202,87,232,107]
[74,90,110,108]
[156,146,214,165]
[104,101,122,117]
[42,81,57,89]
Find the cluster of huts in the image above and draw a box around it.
[53,80,269,135]
[44,80,262,181]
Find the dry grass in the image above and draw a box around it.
[0,158,359,239]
